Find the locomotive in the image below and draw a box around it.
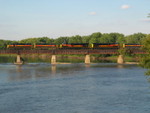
[123,44,143,49]
[7,43,32,49]
[91,43,119,49]
[6,43,143,50]
[60,43,89,49]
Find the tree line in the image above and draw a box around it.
[0,32,149,49]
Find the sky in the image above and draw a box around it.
[0,0,150,40]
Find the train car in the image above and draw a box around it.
[91,43,119,49]
[34,43,58,49]
[60,43,89,49]
[7,43,32,50]
[123,44,143,49]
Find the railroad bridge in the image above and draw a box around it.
[0,49,146,64]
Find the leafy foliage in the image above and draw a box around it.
[89,32,102,43]
[141,34,150,52]
[20,37,54,44]
[139,35,150,75]
[126,33,146,44]
[118,48,127,55]
[68,35,83,43]
[54,37,68,44]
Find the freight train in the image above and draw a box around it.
[6,43,143,50]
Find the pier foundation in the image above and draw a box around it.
[51,55,56,64]
[117,55,124,64]
[14,55,23,65]
[85,55,90,64]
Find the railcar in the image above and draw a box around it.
[60,43,89,49]
[123,44,143,49]
[34,43,58,49]
[7,43,32,50]
[91,43,119,49]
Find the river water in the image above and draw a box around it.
[0,63,150,113]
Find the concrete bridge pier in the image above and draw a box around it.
[14,55,23,65]
[51,55,56,64]
[117,55,124,64]
[85,55,90,64]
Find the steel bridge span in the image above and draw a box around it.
[0,49,146,55]
[0,49,147,64]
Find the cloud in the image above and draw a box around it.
[121,5,130,9]
[89,12,97,15]
[141,19,150,22]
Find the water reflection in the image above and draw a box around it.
[51,65,56,75]
[9,65,32,81]
[6,63,147,83]
[117,64,124,68]
[0,63,149,113]
[85,64,90,68]
[8,64,88,82]
[16,65,22,72]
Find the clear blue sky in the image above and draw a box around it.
[0,0,150,40]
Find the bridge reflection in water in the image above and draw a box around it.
[8,64,91,81]
[8,65,56,81]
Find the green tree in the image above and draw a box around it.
[125,33,146,44]
[82,36,91,43]
[99,33,110,43]
[116,36,126,44]
[20,37,54,44]
[89,32,102,43]
[99,33,124,43]
[140,34,150,75]
[109,33,124,43]
[68,35,83,43]
[38,37,54,44]
[20,38,40,44]
[0,40,5,49]
[141,34,150,52]
[54,37,69,44]
[0,39,15,49]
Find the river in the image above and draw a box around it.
[0,63,150,113]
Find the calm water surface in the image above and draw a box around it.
[0,63,150,113]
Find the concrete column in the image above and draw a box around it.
[14,55,23,65]
[117,55,124,64]
[85,55,90,64]
[51,55,56,64]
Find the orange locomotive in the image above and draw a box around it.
[7,43,32,49]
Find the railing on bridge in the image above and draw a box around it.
[0,49,119,55]
[0,49,146,55]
